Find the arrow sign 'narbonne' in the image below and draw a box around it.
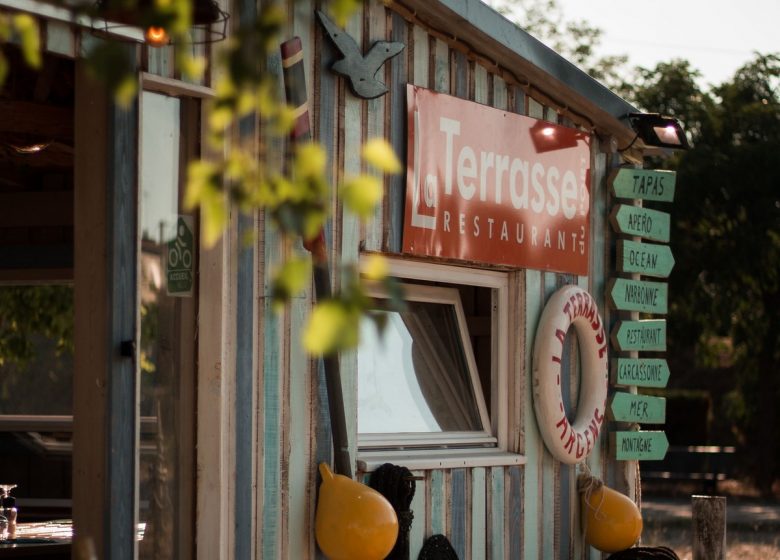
[610,205,670,243]
[612,320,667,352]
[610,392,666,424]
[609,278,668,314]
[613,431,669,461]
[613,358,670,388]
[609,168,677,203]
[617,240,675,278]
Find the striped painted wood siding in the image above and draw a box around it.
[249,2,620,559]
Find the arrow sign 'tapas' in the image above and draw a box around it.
[609,168,676,203]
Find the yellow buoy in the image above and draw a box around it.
[315,463,399,560]
[579,471,643,553]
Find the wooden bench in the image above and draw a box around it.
[641,445,737,494]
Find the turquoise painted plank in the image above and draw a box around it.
[528,96,544,119]
[489,466,505,560]
[450,469,467,558]
[474,62,488,104]
[492,74,507,111]
[409,471,426,560]
[471,468,486,560]
[412,24,429,87]
[508,466,523,559]
[523,269,542,560]
[542,272,557,560]
[430,469,446,536]
[452,48,468,99]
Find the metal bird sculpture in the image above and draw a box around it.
[316,10,405,99]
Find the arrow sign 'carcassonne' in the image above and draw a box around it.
[613,358,670,388]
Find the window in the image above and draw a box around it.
[356,257,523,470]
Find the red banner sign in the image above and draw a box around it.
[403,85,592,275]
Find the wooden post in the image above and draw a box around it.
[692,495,726,560]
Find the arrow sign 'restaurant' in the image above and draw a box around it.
[610,205,670,243]
[613,431,669,461]
[609,168,677,203]
[609,278,668,314]
[613,358,670,388]
[617,240,675,278]
[612,320,667,352]
[610,392,666,424]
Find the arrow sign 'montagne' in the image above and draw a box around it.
[613,431,669,461]
[617,240,675,278]
[609,168,676,203]
[612,320,667,352]
[612,358,670,388]
[610,392,666,424]
[609,278,668,314]
[610,205,670,243]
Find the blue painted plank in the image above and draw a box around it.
[471,468,486,560]
[387,12,408,253]
[508,466,523,559]
[430,469,445,536]
[450,469,467,558]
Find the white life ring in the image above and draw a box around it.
[532,285,608,464]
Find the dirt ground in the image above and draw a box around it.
[642,525,780,559]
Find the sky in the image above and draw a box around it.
[496,0,780,89]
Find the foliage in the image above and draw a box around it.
[486,0,628,89]
[629,53,780,492]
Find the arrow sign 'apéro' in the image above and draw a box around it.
[612,320,667,352]
[613,358,670,388]
[617,240,675,278]
[610,392,666,424]
[613,431,669,461]
[609,278,668,314]
[610,205,670,243]
[609,168,676,203]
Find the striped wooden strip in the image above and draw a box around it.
[523,269,542,560]
[471,468,486,560]
[508,465,523,559]
[489,466,505,560]
[412,24,429,88]
[541,271,558,560]
[474,63,488,104]
[450,468,467,558]
[451,48,468,99]
[433,37,449,94]
[429,469,446,537]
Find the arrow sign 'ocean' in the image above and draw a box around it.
[617,240,675,278]
[609,278,668,314]
[613,358,670,388]
[609,168,676,203]
[610,205,670,243]
[613,431,669,461]
[610,392,666,424]
[612,320,667,352]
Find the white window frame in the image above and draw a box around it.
[356,256,525,471]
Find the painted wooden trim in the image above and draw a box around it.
[357,449,525,471]
[470,468,486,560]
[523,269,542,560]
[140,73,216,99]
[386,10,408,253]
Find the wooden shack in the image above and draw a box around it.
[0,0,655,558]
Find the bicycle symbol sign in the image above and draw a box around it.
[167,216,195,296]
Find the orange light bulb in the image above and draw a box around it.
[145,26,169,47]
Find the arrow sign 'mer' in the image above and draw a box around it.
[609,168,677,203]
[613,358,670,388]
[613,431,669,461]
[609,278,668,314]
[617,240,675,278]
[612,320,667,352]
[610,392,666,424]
[610,205,670,243]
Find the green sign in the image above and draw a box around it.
[613,358,670,388]
[612,320,667,352]
[610,392,666,424]
[617,240,675,278]
[613,431,669,461]
[609,168,676,203]
[609,278,668,314]
[610,205,670,243]
[167,215,195,297]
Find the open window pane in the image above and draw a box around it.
[358,284,491,447]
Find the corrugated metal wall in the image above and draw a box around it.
[252,1,619,559]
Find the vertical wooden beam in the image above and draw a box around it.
[386,11,408,253]
[692,495,727,560]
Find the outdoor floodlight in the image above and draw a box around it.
[626,113,690,150]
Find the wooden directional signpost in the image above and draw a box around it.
[608,168,677,462]
[610,168,676,203]
[613,358,670,388]
[617,240,675,278]
[610,205,670,243]
[610,392,666,424]
[609,278,668,314]
[613,431,669,461]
